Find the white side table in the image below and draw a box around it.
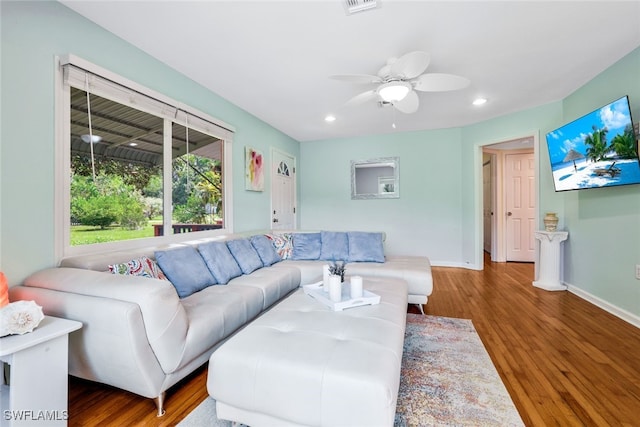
[533,230,569,291]
[1,316,82,426]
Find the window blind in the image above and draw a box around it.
[61,61,234,141]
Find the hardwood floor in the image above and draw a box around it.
[68,257,640,426]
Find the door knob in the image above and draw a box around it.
[507,212,512,216]
[273,218,279,223]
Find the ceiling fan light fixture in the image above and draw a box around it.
[81,134,102,144]
[378,81,411,103]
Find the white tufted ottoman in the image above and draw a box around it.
[207,276,408,427]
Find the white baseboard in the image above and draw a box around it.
[567,283,640,329]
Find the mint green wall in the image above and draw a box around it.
[0,1,299,283]
[560,47,640,315]
[300,128,464,264]
[300,102,561,268]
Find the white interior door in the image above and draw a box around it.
[505,152,535,262]
[271,149,296,230]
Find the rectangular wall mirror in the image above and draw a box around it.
[351,157,399,199]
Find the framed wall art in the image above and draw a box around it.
[245,146,264,191]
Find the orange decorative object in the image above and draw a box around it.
[0,272,9,307]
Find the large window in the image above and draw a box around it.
[58,56,233,256]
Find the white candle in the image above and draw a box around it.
[350,275,363,299]
[329,275,342,302]
[322,264,330,293]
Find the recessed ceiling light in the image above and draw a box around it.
[129,142,138,147]
[472,98,488,106]
[325,115,336,122]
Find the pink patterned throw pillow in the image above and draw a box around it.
[108,256,168,281]
[264,233,293,260]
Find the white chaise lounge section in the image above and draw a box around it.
[208,277,408,427]
[345,255,432,313]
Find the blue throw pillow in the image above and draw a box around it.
[291,233,322,260]
[250,235,282,267]
[319,231,349,261]
[154,246,216,298]
[347,232,385,263]
[197,241,243,285]
[226,239,264,275]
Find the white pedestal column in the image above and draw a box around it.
[533,230,569,291]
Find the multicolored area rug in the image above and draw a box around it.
[178,315,523,427]
[395,314,523,426]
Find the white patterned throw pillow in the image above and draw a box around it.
[108,256,168,281]
[264,233,293,260]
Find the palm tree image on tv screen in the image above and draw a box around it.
[546,95,640,192]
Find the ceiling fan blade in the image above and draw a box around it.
[413,73,470,92]
[345,89,378,106]
[329,74,382,84]
[393,90,419,114]
[390,51,430,79]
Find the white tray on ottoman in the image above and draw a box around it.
[207,276,408,427]
[303,281,380,311]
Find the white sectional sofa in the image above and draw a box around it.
[9,230,432,416]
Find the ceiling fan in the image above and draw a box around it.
[330,51,470,114]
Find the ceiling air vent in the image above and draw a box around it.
[343,0,380,15]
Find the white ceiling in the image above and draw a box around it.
[60,0,640,142]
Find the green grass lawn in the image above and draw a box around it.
[70,224,156,246]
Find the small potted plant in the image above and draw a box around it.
[329,260,346,283]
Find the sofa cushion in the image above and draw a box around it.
[264,233,293,260]
[227,239,264,275]
[319,231,349,261]
[198,241,243,285]
[108,256,168,281]
[228,265,301,310]
[250,235,282,267]
[347,232,385,263]
[291,233,322,260]
[155,246,216,298]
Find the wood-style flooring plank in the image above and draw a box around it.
[67,255,640,426]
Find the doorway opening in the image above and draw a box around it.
[482,136,536,263]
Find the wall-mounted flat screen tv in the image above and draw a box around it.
[545,95,640,192]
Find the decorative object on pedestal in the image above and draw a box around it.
[0,300,45,336]
[328,260,346,283]
[543,212,559,231]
